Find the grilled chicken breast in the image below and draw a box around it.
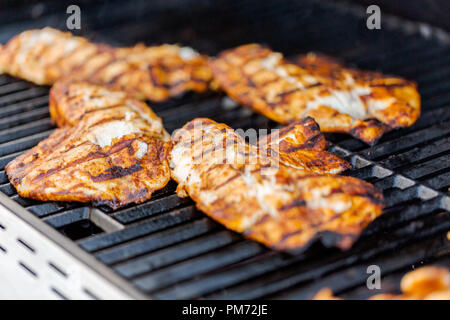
[170,118,383,251]
[6,81,171,209]
[0,27,212,101]
[210,44,420,144]
[314,266,450,300]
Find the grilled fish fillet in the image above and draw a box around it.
[0,27,212,101]
[210,44,421,144]
[6,81,171,209]
[170,118,383,250]
[314,266,450,300]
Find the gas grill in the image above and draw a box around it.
[0,0,449,299]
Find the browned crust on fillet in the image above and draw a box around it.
[210,44,420,144]
[314,266,450,300]
[170,118,383,251]
[0,27,212,101]
[6,81,171,209]
[258,117,351,174]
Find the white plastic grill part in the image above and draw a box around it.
[0,194,145,300]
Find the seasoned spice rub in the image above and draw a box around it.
[314,266,450,300]
[0,27,212,101]
[170,118,383,251]
[6,81,171,209]
[257,117,351,174]
[210,44,420,144]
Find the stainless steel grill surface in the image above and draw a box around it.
[0,0,448,299]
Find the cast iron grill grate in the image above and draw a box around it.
[0,0,448,299]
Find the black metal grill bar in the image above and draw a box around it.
[379,137,449,170]
[96,218,220,265]
[0,182,15,196]
[377,108,450,149]
[0,95,48,118]
[0,107,50,131]
[43,207,89,228]
[9,194,41,207]
[0,75,22,86]
[156,97,271,135]
[133,240,265,294]
[366,195,445,232]
[416,66,450,87]
[422,172,450,193]
[199,216,450,300]
[359,121,450,160]
[338,255,450,299]
[335,103,450,152]
[0,118,54,144]
[380,185,424,208]
[112,194,192,225]
[402,155,450,180]
[0,171,7,184]
[0,129,53,157]
[342,163,390,181]
[28,202,80,218]
[0,151,24,169]
[272,228,450,300]
[78,206,201,252]
[114,229,240,279]
[0,87,48,107]
[0,81,34,96]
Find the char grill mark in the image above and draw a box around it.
[91,164,143,182]
[258,117,351,174]
[210,44,421,144]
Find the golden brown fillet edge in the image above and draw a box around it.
[258,116,351,174]
[313,266,450,300]
[209,44,421,145]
